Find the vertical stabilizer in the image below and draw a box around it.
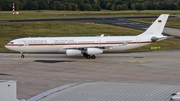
[138,14,169,37]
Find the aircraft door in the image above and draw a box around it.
[18,40,24,47]
[24,42,29,47]
[98,39,101,45]
[50,40,54,45]
[136,37,140,44]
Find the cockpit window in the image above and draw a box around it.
[9,42,14,44]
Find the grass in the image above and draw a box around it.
[1,21,180,52]
[0,10,180,19]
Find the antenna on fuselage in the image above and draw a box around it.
[100,34,104,37]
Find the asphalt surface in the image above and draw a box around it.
[0,50,180,99]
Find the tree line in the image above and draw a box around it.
[0,0,180,11]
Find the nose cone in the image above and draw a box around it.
[5,43,15,51]
[5,40,20,52]
[5,44,10,50]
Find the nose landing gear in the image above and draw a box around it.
[21,52,24,58]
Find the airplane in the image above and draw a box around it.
[5,14,169,59]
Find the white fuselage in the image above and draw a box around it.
[5,36,152,53]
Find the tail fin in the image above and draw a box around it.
[138,14,169,37]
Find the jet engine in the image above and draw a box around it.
[86,48,103,55]
[66,49,81,56]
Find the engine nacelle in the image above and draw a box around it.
[66,49,81,56]
[86,48,103,55]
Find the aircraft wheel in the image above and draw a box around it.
[83,53,87,57]
[86,55,91,59]
[91,55,96,59]
[21,55,25,58]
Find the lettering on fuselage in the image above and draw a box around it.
[21,40,46,44]
[54,39,75,43]
[20,39,76,44]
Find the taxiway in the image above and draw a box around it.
[0,50,180,99]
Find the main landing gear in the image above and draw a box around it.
[83,53,96,59]
[21,52,25,58]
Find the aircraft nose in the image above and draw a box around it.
[5,44,11,50]
[5,44,9,49]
